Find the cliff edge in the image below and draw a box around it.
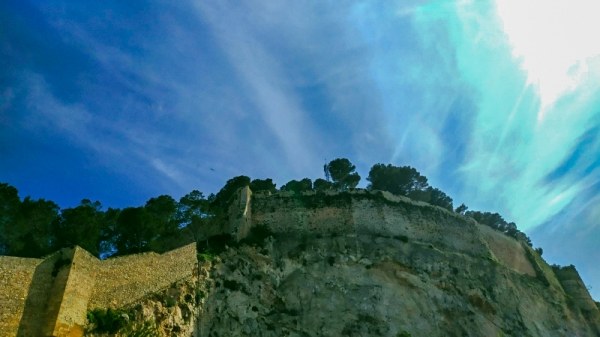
[194,188,600,336]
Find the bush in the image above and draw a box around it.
[197,251,216,262]
[165,296,177,307]
[120,321,160,337]
[87,308,128,333]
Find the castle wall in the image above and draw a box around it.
[251,191,492,258]
[251,192,353,235]
[89,243,197,309]
[47,247,98,337]
[0,256,42,336]
[0,243,197,337]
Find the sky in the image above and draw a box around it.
[1,1,599,299]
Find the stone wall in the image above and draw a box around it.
[0,243,197,337]
[89,243,197,309]
[46,247,98,337]
[250,190,495,260]
[0,255,43,336]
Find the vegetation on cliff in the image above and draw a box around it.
[0,158,532,258]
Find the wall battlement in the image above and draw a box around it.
[0,243,197,337]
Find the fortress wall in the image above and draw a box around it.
[17,251,64,336]
[89,243,197,309]
[1,243,197,337]
[228,186,253,241]
[251,190,492,258]
[47,247,99,337]
[351,197,491,257]
[0,256,42,337]
[251,192,354,235]
[42,248,76,336]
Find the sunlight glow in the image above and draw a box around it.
[495,1,600,119]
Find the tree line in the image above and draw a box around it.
[0,158,531,258]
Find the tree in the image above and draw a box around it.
[325,158,361,190]
[178,190,211,243]
[114,207,152,254]
[455,203,468,214]
[0,183,21,254]
[250,178,277,194]
[145,195,178,234]
[410,187,453,211]
[281,178,313,193]
[367,164,428,196]
[465,210,532,245]
[10,197,60,257]
[54,199,104,257]
[313,178,333,192]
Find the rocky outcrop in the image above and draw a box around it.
[78,189,599,336]
[191,189,599,337]
[196,231,599,337]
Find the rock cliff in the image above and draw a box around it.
[86,188,600,337]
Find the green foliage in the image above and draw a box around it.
[455,203,468,214]
[281,178,313,193]
[145,195,179,235]
[55,199,104,257]
[465,210,532,246]
[325,158,361,190]
[240,224,273,247]
[250,178,277,193]
[2,194,60,257]
[195,288,205,303]
[409,187,453,211]
[367,163,428,196]
[397,331,412,337]
[197,251,216,262]
[178,190,212,246]
[87,308,128,334]
[114,207,152,254]
[165,296,177,307]
[119,321,160,337]
[313,178,333,191]
[0,183,20,255]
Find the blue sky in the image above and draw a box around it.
[1,1,599,299]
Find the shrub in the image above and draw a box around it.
[197,251,215,262]
[87,308,128,333]
[119,321,160,337]
[165,297,177,307]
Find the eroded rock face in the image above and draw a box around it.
[197,233,600,337]
[83,190,600,337]
[85,278,200,337]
